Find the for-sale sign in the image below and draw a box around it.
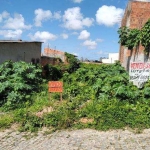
[129,62,150,81]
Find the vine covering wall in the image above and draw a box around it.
[119,1,150,69]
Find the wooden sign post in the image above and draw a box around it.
[48,81,63,101]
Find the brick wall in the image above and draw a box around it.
[119,1,150,69]
[44,48,66,62]
[41,56,62,66]
[130,2,150,29]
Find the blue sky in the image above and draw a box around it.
[0,0,128,60]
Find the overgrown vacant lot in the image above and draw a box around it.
[1,61,150,132]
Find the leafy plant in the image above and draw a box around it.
[0,113,14,128]
[65,52,80,73]
[43,64,62,80]
[0,61,43,109]
[118,19,150,54]
[118,27,140,50]
[1,62,150,132]
[141,19,150,54]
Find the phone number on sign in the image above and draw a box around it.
[130,75,149,80]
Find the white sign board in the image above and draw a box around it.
[129,62,150,88]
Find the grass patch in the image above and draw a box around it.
[0,113,14,129]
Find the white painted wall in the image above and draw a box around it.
[102,53,119,64]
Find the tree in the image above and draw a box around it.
[65,52,80,73]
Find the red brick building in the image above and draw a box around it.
[41,48,66,66]
[41,47,79,66]
[44,48,66,62]
[119,0,150,70]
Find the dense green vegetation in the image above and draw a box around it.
[0,61,43,110]
[64,52,80,73]
[118,19,150,54]
[43,64,62,80]
[1,61,150,132]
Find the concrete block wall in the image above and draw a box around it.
[0,41,42,64]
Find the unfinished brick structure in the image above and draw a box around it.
[41,48,69,66]
[119,0,150,70]
[43,48,66,61]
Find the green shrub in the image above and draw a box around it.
[1,62,150,132]
[0,114,14,128]
[44,103,77,129]
[43,64,62,80]
[65,52,80,73]
[0,61,43,110]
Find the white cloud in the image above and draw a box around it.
[63,7,94,30]
[0,11,10,22]
[2,11,10,18]
[83,40,97,49]
[0,12,30,39]
[3,13,31,30]
[72,0,83,3]
[0,29,22,38]
[96,38,103,42]
[73,52,78,55]
[34,9,61,26]
[0,17,2,22]
[72,52,78,56]
[53,11,61,20]
[82,18,93,27]
[61,33,69,39]
[78,30,90,40]
[96,5,124,27]
[0,11,9,22]
[72,32,78,35]
[28,31,57,42]
[34,9,52,27]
